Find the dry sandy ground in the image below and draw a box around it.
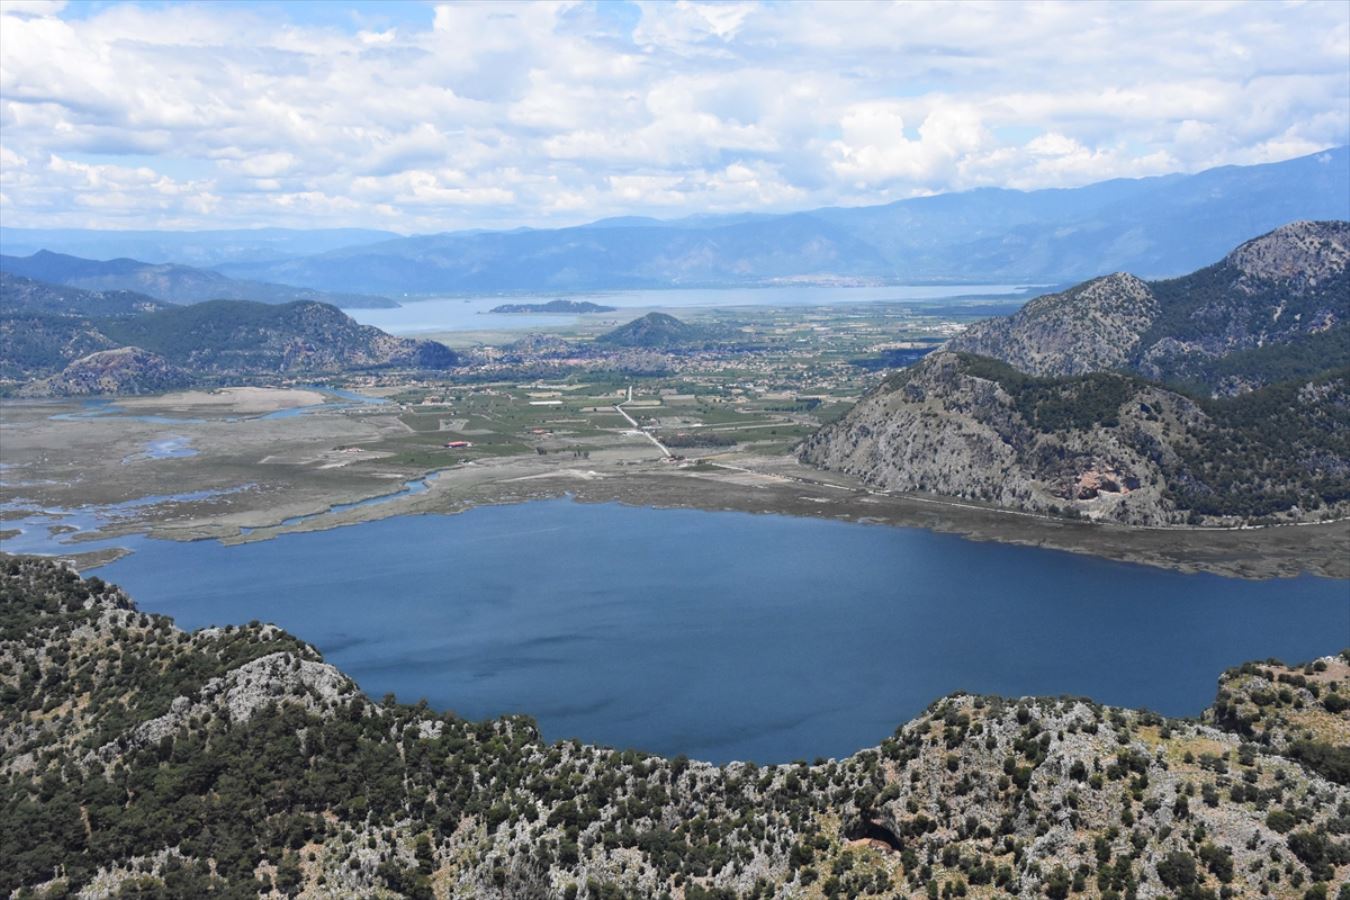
[118,387,327,415]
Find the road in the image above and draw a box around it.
[614,402,672,458]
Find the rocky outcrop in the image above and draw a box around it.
[803,223,1350,525]
[17,346,192,397]
[799,352,1203,524]
[1226,219,1350,288]
[91,650,354,762]
[948,272,1158,376]
[946,221,1349,391]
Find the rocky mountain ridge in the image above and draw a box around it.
[803,223,1350,526]
[0,272,169,318]
[947,222,1349,394]
[3,556,1347,898]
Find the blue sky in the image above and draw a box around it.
[1,0,1347,233]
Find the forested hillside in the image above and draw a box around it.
[1,275,458,395]
[2,557,1347,898]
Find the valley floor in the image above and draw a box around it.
[2,389,1347,580]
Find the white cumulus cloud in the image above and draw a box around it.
[0,0,1344,231]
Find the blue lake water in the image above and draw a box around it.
[84,499,1350,764]
[350,284,1037,335]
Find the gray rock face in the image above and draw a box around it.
[799,352,1200,524]
[17,346,192,397]
[95,651,355,762]
[946,221,1349,386]
[1226,219,1350,287]
[948,273,1158,377]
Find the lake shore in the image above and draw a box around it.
[139,453,1350,581]
[4,392,1345,581]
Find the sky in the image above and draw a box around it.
[1,0,1347,234]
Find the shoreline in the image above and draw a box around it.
[37,458,1350,581]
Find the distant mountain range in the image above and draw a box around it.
[0,227,400,267]
[202,147,1349,294]
[0,250,395,309]
[801,221,1350,527]
[4,149,1344,297]
[1,274,457,396]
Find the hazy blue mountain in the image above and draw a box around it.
[0,250,395,309]
[220,211,894,293]
[0,227,400,267]
[216,147,1349,294]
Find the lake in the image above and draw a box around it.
[349,284,1036,335]
[89,499,1350,764]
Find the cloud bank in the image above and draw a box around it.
[1,0,1346,232]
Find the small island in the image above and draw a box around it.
[489,299,617,313]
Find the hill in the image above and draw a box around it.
[0,272,168,318]
[801,352,1350,525]
[801,224,1350,526]
[0,250,396,309]
[947,221,1350,394]
[595,312,721,349]
[17,347,192,398]
[490,299,618,313]
[0,313,120,380]
[97,300,457,375]
[2,556,1346,898]
[213,147,1350,293]
[0,287,457,391]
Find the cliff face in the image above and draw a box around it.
[3,558,1348,898]
[801,351,1350,526]
[799,352,1202,525]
